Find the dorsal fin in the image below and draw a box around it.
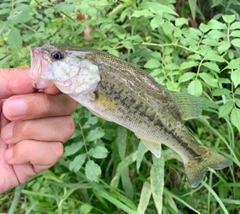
[168,91,202,120]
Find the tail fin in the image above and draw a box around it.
[184,148,232,188]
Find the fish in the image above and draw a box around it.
[30,44,232,188]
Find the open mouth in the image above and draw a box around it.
[30,48,54,89]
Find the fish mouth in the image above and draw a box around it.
[30,47,54,89]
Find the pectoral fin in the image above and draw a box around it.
[139,138,162,158]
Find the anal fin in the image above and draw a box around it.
[139,137,162,158]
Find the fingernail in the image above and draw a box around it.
[1,122,14,143]
[5,148,13,162]
[4,98,26,118]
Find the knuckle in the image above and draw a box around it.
[52,142,63,160]
[65,117,76,138]
[69,98,77,113]
[41,94,52,114]
[15,141,31,157]
[17,121,32,138]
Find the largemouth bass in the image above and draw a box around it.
[30,44,232,188]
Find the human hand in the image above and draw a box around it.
[0,68,77,194]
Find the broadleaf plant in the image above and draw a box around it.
[1,0,239,213]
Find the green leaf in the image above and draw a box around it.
[199,23,210,33]
[188,0,197,20]
[230,108,240,132]
[175,17,188,27]
[162,22,173,36]
[0,21,8,35]
[202,62,220,72]
[41,170,63,183]
[139,2,178,16]
[188,54,201,60]
[131,9,153,18]
[150,156,165,214]
[69,154,86,172]
[65,141,83,156]
[212,88,231,96]
[235,88,240,95]
[83,116,99,128]
[137,141,147,174]
[88,146,108,159]
[219,101,234,118]
[137,182,151,214]
[222,14,235,24]
[179,61,198,70]
[122,41,134,50]
[231,39,240,48]
[208,30,226,39]
[226,59,240,69]
[150,16,164,30]
[219,78,231,84]
[235,99,240,108]
[144,59,161,69]
[188,79,202,96]
[86,127,105,142]
[165,63,179,70]
[218,41,231,54]
[10,4,32,24]
[93,188,137,214]
[228,51,234,60]
[163,47,174,55]
[7,28,22,51]
[230,21,240,30]
[204,51,225,62]
[111,151,137,187]
[230,30,240,37]
[85,160,101,182]
[179,72,196,83]
[174,27,182,38]
[231,69,240,88]
[199,73,218,87]
[116,127,127,160]
[80,204,93,214]
[129,35,143,43]
[202,38,218,46]
[121,169,134,199]
[208,19,227,30]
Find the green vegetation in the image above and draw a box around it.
[1,0,240,213]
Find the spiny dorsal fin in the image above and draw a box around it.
[168,91,202,120]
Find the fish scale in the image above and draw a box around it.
[96,64,201,158]
[30,44,233,188]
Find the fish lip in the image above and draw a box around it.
[30,47,52,89]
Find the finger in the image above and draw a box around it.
[11,162,55,185]
[0,68,61,99]
[3,93,77,121]
[1,116,75,144]
[4,140,63,168]
[0,68,34,99]
[41,85,61,95]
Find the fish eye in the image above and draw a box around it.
[51,51,64,61]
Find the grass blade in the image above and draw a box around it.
[202,181,229,214]
[150,155,165,214]
[137,182,151,214]
[93,188,137,214]
[8,184,25,214]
